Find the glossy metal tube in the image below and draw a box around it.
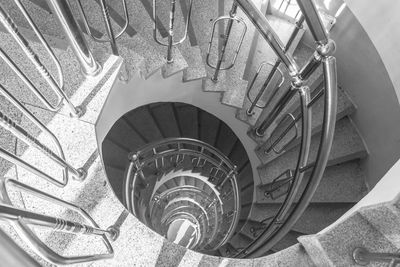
[235,0,299,74]
[296,0,328,44]
[99,0,119,55]
[247,56,337,257]
[45,0,101,76]
[255,87,297,136]
[299,51,322,80]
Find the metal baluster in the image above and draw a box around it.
[246,14,304,117]
[45,0,101,77]
[206,2,248,82]
[0,84,86,183]
[216,166,237,191]
[99,0,119,55]
[153,0,195,63]
[0,3,83,117]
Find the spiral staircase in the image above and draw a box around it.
[0,0,399,266]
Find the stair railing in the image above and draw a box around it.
[124,138,240,250]
[230,0,337,257]
[235,84,312,258]
[353,247,400,267]
[0,178,119,265]
[206,2,247,81]
[246,14,304,116]
[0,2,83,117]
[75,0,129,56]
[153,0,195,63]
[0,84,86,187]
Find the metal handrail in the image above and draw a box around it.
[353,247,400,266]
[0,84,86,186]
[153,0,195,63]
[75,0,129,56]
[123,138,240,251]
[235,85,312,257]
[0,2,82,117]
[0,178,119,265]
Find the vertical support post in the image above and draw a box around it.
[212,2,238,81]
[99,0,119,56]
[166,0,177,63]
[46,0,101,76]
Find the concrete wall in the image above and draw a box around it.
[329,3,400,188]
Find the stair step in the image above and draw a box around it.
[104,164,126,201]
[150,103,181,138]
[102,139,130,169]
[248,202,353,235]
[237,161,253,190]
[214,123,238,157]
[271,230,304,252]
[153,0,205,81]
[174,103,199,139]
[228,232,253,250]
[298,212,397,266]
[236,14,306,125]
[256,160,368,204]
[256,87,356,164]
[258,117,368,184]
[228,141,248,171]
[107,119,147,152]
[124,106,164,142]
[359,202,400,247]
[198,111,220,146]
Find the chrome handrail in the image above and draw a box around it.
[75,0,129,56]
[206,2,247,81]
[235,85,312,257]
[153,0,195,63]
[0,178,118,265]
[0,2,83,117]
[0,84,86,186]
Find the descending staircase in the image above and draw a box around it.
[0,0,399,266]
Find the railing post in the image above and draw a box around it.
[45,0,101,76]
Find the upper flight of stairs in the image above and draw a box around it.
[3,0,396,266]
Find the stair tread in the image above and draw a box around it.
[150,103,181,138]
[236,14,306,125]
[214,123,238,157]
[258,117,368,184]
[271,230,304,252]
[198,111,220,146]
[256,160,368,203]
[124,106,164,142]
[174,104,199,139]
[107,119,147,152]
[256,87,356,164]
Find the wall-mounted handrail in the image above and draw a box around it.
[45,0,101,77]
[153,0,195,63]
[0,84,86,185]
[0,178,118,265]
[353,247,400,266]
[0,3,83,117]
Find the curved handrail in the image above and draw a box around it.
[123,138,240,251]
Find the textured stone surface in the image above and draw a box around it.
[258,118,368,184]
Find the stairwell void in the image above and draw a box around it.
[102,102,254,253]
